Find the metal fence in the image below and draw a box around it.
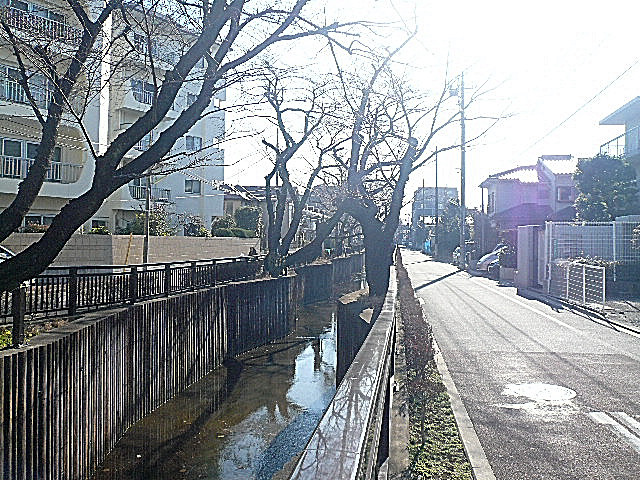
[545,220,640,265]
[0,256,263,324]
[548,260,606,310]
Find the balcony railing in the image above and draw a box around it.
[0,74,51,109]
[132,89,154,105]
[0,6,83,45]
[128,184,172,202]
[600,125,640,158]
[1,156,82,183]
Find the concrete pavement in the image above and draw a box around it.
[402,249,640,480]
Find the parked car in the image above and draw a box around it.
[0,245,14,263]
[476,244,507,272]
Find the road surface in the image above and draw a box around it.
[402,249,640,480]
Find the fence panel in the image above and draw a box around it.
[549,261,606,310]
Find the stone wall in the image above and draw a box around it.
[2,233,260,266]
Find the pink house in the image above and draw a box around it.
[480,155,578,231]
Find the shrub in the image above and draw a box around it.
[234,206,261,232]
[211,215,236,231]
[22,223,49,233]
[212,227,234,237]
[88,225,111,235]
[498,244,517,268]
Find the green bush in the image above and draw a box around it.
[23,223,49,233]
[88,225,111,235]
[234,206,261,232]
[230,227,256,238]
[211,215,236,231]
[212,227,234,237]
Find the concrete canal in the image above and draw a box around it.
[93,301,337,480]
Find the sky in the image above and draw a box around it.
[222,0,640,222]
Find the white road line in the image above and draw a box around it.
[588,412,640,454]
[611,412,640,438]
[468,278,640,361]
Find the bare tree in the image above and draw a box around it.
[258,71,346,275]
[0,0,350,292]
[331,42,498,297]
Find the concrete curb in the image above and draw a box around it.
[432,336,496,480]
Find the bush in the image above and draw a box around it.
[22,223,49,233]
[211,215,236,231]
[212,227,234,237]
[234,206,261,232]
[498,244,517,268]
[230,227,256,238]
[88,225,111,235]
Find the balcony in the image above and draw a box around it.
[0,72,51,109]
[1,156,82,183]
[599,125,640,159]
[128,184,172,202]
[0,6,83,46]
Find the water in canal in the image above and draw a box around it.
[93,301,337,480]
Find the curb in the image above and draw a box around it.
[432,336,496,480]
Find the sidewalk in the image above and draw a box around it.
[605,298,640,330]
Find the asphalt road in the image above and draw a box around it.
[402,249,640,480]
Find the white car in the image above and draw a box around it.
[476,244,507,271]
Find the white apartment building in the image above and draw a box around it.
[0,0,225,234]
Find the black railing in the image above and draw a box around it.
[1,256,263,324]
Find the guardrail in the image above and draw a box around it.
[1,256,263,327]
[290,267,396,479]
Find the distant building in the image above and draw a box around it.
[411,187,458,226]
[479,155,578,231]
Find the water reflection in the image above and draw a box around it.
[93,302,336,480]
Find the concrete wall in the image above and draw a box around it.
[2,233,260,266]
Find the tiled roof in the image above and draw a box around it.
[483,165,539,184]
[541,157,577,175]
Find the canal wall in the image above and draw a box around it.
[0,254,363,480]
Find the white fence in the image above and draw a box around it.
[549,261,606,310]
[546,220,640,265]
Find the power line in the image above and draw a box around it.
[519,58,640,155]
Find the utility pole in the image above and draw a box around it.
[459,73,467,270]
[434,148,438,258]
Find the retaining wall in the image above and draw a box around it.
[2,234,259,266]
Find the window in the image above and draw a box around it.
[0,64,51,108]
[556,186,573,202]
[185,135,202,151]
[92,219,107,228]
[3,139,22,157]
[487,192,495,214]
[25,214,41,225]
[131,79,155,104]
[26,143,61,162]
[135,131,153,151]
[185,179,201,194]
[133,32,158,57]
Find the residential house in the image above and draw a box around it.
[410,186,458,248]
[0,1,225,234]
[479,155,578,232]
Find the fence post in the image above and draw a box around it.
[129,266,138,304]
[565,264,570,300]
[602,267,606,310]
[11,284,26,347]
[164,264,171,297]
[68,266,78,316]
[190,261,197,291]
[582,265,586,305]
[612,221,617,281]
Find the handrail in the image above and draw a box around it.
[0,255,264,322]
[599,124,640,157]
[290,267,396,479]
